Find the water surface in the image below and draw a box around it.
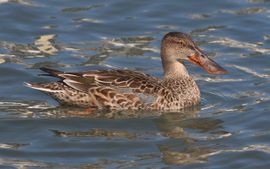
[0,0,270,168]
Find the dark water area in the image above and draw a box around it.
[0,0,270,168]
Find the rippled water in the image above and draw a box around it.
[0,0,270,168]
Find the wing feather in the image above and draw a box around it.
[82,70,162,95]
[39,68,162,97]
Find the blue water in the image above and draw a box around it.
[0,0,270,168]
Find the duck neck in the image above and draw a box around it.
[161,55,190,79]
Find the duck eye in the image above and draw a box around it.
[174,40,185,46]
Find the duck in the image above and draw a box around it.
[25,32,227,110]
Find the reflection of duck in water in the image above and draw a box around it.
[25,32,227,110]
[154,112,227,165]
[48,108,227,165]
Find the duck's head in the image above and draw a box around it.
[161,32,228,74]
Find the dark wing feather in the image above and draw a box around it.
[39,67,64,78]
[39,67,95,92]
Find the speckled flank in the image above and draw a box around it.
[150,77,200,110]
[26,70,200,110]
[27,82,94,107]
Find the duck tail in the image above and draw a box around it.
[24,82,62,93]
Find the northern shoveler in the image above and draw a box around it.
[25,32,227,110]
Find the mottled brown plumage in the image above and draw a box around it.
[25,32,227,110]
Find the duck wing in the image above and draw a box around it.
[39,67,163,96]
